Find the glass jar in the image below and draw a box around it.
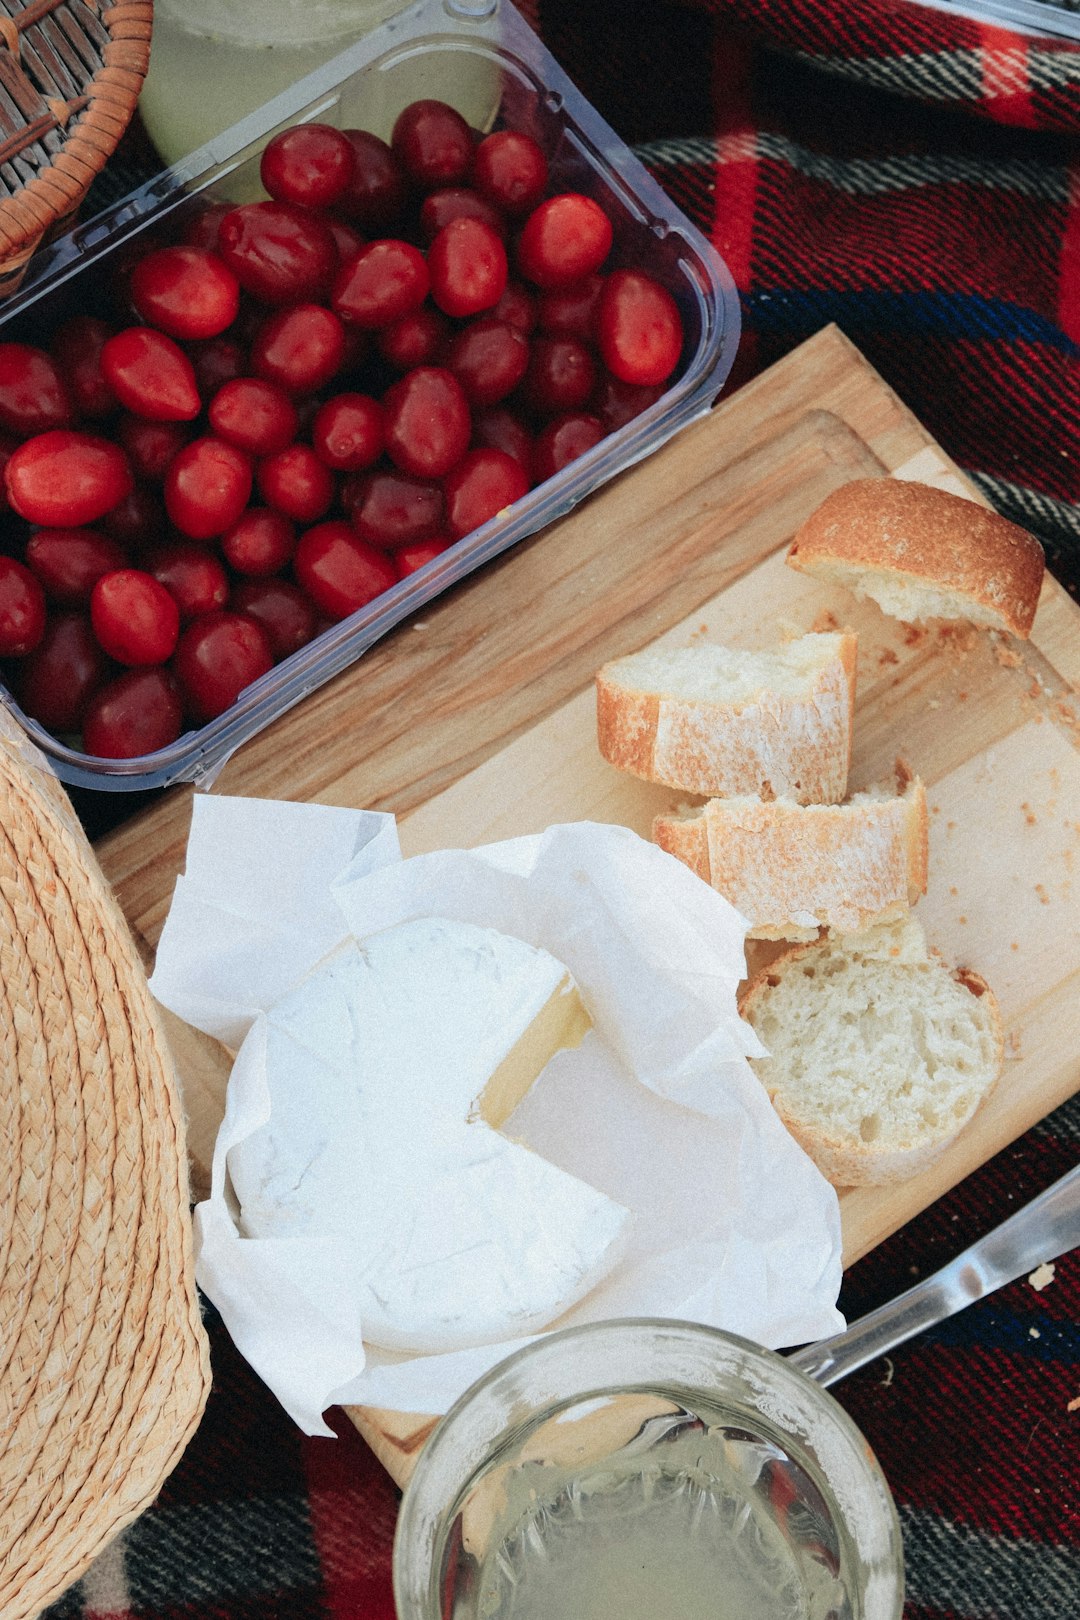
[394,1318,905,1620]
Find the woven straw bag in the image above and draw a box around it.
[0,705,210,1620]
[0,0,152,295]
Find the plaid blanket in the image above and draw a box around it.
[46,3,1080,1618]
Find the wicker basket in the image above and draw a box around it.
[0,704,210,1620]
[0,0,152,295]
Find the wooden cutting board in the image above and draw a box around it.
[95,325,1080,1486]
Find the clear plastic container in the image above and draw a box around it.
[0,0,740,791]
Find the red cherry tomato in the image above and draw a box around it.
[516,193,613,290]
[394,535,452,577]
[444,318,528,407]
[183,201,234,253]
[522,335,596,416]
[129,246,241,340]
[0,432,18,514]
[260,122,355,211]
[147,541,230,620]
[419,187,506,244]
[17,611,107,732]
[337,129,407,232]
[101,484,167,549]
[25,527,127,605]
[428,217,508,318]
[217,200,338,306]
[376,305,449,372]
[331,240,429,329]
[472,130,548,216]
[596,269,683,387]
[591,372,665,431]
[90,568,180,665]
[256,443,334,524]
[0,556,47,656]
[0,343,73,436]
[471,406,534,479]
[537,274,604,342]
[173,610,274,721]
[165,436,253,540]
[100,328,201,422]
[347,468,444,549]
[189,335,247,398]
[532,411,605,483]
[221,507,296,577]
[383,366,471,479]
[327,218,365,263]
[251,303,346,395]
[491,281,537,333]
[391,99,472,189]
[5,431,134,527]
[443,448,529,539]
[116,415,191,482]
[209,377,299,456]
[294,521,397,618]
[50,317,116,419]
[311,393,384,472]
[230,576,318,659]
[82,667,185,758]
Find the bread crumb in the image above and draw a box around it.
[1021,803,1037,825]
[1068,1394,1080,1413]
[903,624,925,646]
[812,609,840,633]
[949,886,958,896]
[957,690,969,701]
[1035,882,1050,905]
[946,820,956,831]
[1028,1261,1056,1291]
[1057,700,1077,728]
[878,648,899,667]
[994,642,1023,669]
[931,804,941,815]
[958,915,968,925]
[1011,941,1019,951]
[927,698,941,710]
[1006,1031,1022,1059]
[937,624,978,656]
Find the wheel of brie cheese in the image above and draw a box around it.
[227,917,631,1353]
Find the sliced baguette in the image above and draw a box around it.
[595,631,857,803]
[654,778,928,941]
[787,477,1044,638]
[739,916,1004,1187]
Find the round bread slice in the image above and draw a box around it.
[786,478,1044,638]
[739,916,1003,1186]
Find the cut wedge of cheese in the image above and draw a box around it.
[227,917,629,1354]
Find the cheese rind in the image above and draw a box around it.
[227,918,629,1353]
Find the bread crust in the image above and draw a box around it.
[787,477,1045,638]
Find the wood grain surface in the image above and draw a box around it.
[94,326,1080,1486]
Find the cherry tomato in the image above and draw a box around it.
[311,393,384,472]
[251,303,346,395]
[327,218,365,263]
[101,485,167,549]
[591,373,665,431]
[173,609,274,721]
[516,193,613,290]
[471,405,534,479]
[17,611,107,732]
[217,200,338,305]
[230,576,318,659]
[491,281,537,333]
[208,377,298,456]
[394,535,452,577]
[537,274,604,342]
[376,305,449,371]
[331,240,429,329]
[472,130,548,216]
[347,468,444,549]
[522,335,596,416]
[260,122,355,211]
[183,201,234,253]
[50,317,116,419]
[443,448,529,539]
[383,366,471,479]
[419,187,506,244]
[337,129,407,232]
[147,540,230,620]
[256,443,334,524]
[165,436,253,540]
[428,217,508,318]
[0,432,18,514]
[532,411,605,483]
[294,521,397,618]
[189,335,247,397]
[444,318,528,407]
[82,666,185,758]
[130,245,241,340]
[221,507,296,577]
[5,431,134,527]
[116,415,191,482]
[391,99,472,189]
[25,527,127,605]
[0,556,47,656]
[596,269,683,387]
[101,327,201,422]
[91,568,180,665]
[0,343,72,436]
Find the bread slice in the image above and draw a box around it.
[654,777,928,941]
[787,478,1044,639]
[739,916,1004,1186]
[595,631,857,802]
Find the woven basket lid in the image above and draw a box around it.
[0,704,210,1620]
[0,0,152,293]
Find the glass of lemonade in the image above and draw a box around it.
[393,1319,904,1620]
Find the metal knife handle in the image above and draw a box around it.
[789,1160,1080,1388]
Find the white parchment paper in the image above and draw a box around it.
[151,796,844,1436]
